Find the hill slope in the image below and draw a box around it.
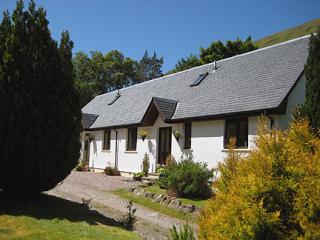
[255,18,320,48]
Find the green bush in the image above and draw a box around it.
[159,157,213,198]
[118,200,137,231]
[199,118,320,239]
[142,153,150,176]
[104,166,120,176]
[133,172,144,181]
[167,223,195,240]
[75,161,85,171]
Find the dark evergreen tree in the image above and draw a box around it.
[303,29,320,131]
[0,1,81,195]
[136,50,164,82]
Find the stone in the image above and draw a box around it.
[180,204,195,213]
[145,192,154,199]
[133,188,145,196]
[168,199,181,209]
[127,187,135,192]
[154,194,164,202]
[162,196,175,206]
[142,180,152,186]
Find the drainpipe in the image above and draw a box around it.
[112,129,119,168]
[264,110,274,129]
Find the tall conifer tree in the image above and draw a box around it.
[303,29,320,131]
[0,1,81,195]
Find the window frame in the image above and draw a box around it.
[127,127,137,151]
[184,122,192,149]
[224,117,248,149]
[102,129,111,150]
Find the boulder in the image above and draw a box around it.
[180,204,195,213]
[133,188,145,196]
[154,194,164,202]
[127,187,135,192]
[145,192,154,199]
[168,199,181,209]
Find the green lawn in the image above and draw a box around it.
[0,192,141,240]
[141,184,208,208]
[112,189,196,222]
[112,184,209,222]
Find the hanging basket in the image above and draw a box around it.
[139,130,148,142]
[173,130,183,142]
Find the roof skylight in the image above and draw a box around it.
[190,72,209,87]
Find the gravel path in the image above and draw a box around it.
[47,171,186,240]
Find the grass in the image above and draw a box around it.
[255,18,320,48]
[112,184,209,222]
[0,191,141,240]
[112,189,196,222]
[141,184,208,208]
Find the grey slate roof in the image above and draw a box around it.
[82,36,310,129]
[152,97,178,120]
[82,113,99,130]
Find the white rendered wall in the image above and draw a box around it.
[272,74,306,129]
[86,115,260,172]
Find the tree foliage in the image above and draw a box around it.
[135,50,164,82]
[73,50,164,107]
[303,29,320,131]
[169,36,257,73]
[0,1,81,195]
[199,118,320,239]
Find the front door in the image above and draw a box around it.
[158,127,172,165]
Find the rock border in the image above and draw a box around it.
[127,187,199,213]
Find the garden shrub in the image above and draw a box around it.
[142,153,150,176]
[159,157,214,198]
[75,160,85,171]
[199,118,320,240]
[104,166,120,176]
[167,222,195,240]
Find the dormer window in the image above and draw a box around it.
[190,72,208,87]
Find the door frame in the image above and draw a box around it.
[157,127,172,165]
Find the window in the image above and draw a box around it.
[224,118,248,148]
[184,122,192,149]
[127,127,137,151]
[103,129,111,150]
[190,72,209,87]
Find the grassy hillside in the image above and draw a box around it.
[255,18,320,48]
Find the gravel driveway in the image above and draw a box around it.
[48,171,186,240]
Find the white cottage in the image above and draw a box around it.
[81,35,309,174]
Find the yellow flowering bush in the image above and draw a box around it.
[199,118,320,239]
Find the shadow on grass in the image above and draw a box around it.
[0,191,120,227]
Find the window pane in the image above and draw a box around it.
[184,122,192,149]
[225,118,248,148]
[127,127,137,151]
[103,129,110,150]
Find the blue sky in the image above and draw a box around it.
[1,0,319,72]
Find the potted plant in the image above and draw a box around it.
[138,130,148,141]
[173,130,183,141]
[133,172,144,181]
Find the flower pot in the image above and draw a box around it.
[174,135,180,141]
[142,136,146,141]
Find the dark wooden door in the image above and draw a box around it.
[158,127,172,165]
